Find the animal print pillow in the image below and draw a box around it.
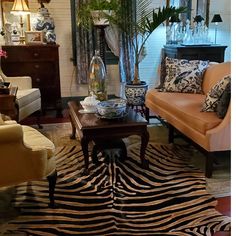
[202,75,231,112]
[162,57,209,93]
[216,82,231,118]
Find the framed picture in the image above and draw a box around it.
[25,31,44,44]
[167,0,210,26]
[196,0,210,26]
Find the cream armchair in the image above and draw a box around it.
[0,120,57,207]
[0,68,41,126]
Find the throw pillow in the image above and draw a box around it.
[162,57,209,93]
[216,82,231,119]
[202,75,231,112]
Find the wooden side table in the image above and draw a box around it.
[0,87,18,120]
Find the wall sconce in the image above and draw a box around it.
[11,0,30,44]
[211,14,223,44]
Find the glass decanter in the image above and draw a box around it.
[88,50,107,101]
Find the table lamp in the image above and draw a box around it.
[11,0,30,44]
[211,14,223,44]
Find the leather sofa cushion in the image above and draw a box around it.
[16,89,41,108]
[202,62,231,94]
[22,125,55,158]
[146,89,222,134]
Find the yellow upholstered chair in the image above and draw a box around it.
[0,118,57,207]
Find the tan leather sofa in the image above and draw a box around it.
[0,118,57,207]
[145,62,231,178]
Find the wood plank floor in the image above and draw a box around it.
[21,110,231,235]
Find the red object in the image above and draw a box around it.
[0,49,7,58]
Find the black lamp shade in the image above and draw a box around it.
[211,14,223,23]
[193,15,204,23]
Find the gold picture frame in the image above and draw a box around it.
[25,31,44,44]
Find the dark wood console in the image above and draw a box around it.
[163,44,227,62]
[1,44,62,117]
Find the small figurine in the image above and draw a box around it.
[4,22,12,45]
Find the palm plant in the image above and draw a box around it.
[108,0,187,84]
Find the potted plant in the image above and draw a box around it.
[111,2,187,84]
[77,0,119,28]
[107,1,187,105]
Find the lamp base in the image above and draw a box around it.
[19,36,25,44]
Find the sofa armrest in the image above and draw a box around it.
[206,103,231,151]
[4,76,32,90]
[0,124,23,143]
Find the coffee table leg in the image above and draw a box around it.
[69,114,76,139]
[140,130,149,168]
[81,137,89,175]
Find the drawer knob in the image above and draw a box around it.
[36,78,41,83]
[33,53,39,57]
[34,64,40,69]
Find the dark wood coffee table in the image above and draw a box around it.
[68,100,149,174]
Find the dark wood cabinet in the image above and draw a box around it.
[163,45,227,62]
[1,44,62,116]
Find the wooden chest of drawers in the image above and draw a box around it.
[1,44,62,116]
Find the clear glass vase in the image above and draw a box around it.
[88,50,107,101]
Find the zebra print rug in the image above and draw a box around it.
[2,143,230,235]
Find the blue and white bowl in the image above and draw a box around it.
[96,99,127,118]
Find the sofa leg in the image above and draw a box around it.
[47,170,57,208]
[168,124,174,143]
[205,152,214,178]
[145,107,150,123]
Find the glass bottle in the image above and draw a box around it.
[88,50,107,101]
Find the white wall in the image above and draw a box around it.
[208,0,231,60]
[0,0,231,97]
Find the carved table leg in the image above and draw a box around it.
[81,136,90,175]
[69,114,76,139]
[140,129,149,169]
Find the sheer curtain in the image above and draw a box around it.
[105,24,120,57]
[76,0,95,84]
[118,0,135,83]
[74,0,135,84]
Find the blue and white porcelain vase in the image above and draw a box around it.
[125,81,148,106]
[33,4,56,44]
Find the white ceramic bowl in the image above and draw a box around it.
[96,99,127,118]
[80,94,100,112]
[80,101,98,112]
